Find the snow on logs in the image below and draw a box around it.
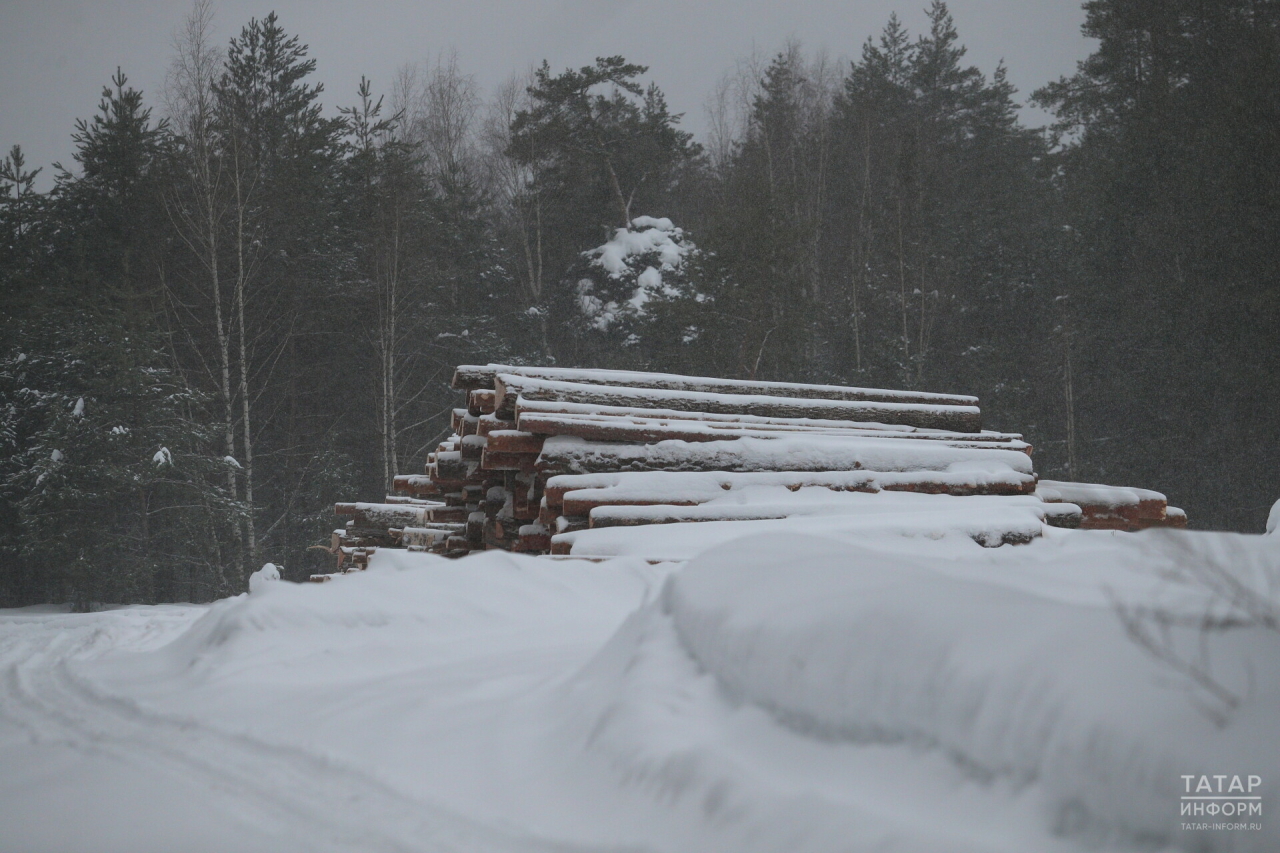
[323,363,1184,570]
[511,398,1020,438]
[514,411,1027,448]
[543,469,1039,517]
[452,363,978,407]
[490,373,983,432]
[1035,480,1185,531]
[533,434,1034,478]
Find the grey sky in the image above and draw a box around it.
[0,1,1092,190]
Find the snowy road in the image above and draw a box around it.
[0,599,639,853]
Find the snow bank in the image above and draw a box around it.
[247,562,280,592]
[8,526,1278,852]
[660,531,1280,851]
[148,549,661,682]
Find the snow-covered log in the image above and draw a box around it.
[1036,479,1181,530]
[534,434,1033,478]
[454,363,977,406]
[494,374,982,432]
[516,411,1027,451]
[584,494,1080,531]
[544,468,1038,515]
[513,397,1021,440]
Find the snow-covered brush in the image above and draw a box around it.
[249,562,282,593]
[1107,528,1280,727]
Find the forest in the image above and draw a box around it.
[1,0,1276,606]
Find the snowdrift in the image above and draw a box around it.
[3,528,1277,852]
[548,530,1279,852]
[665,531,1280,849]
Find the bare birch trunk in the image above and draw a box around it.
[896,194,910,367]
[164,0,241,577]
[231,144,257,570]
[1063,308,1078,480]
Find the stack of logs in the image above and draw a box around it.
[322,364,1185,575]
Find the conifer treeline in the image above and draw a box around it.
[1,1,1276,605]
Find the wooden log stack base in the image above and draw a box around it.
[315,364,1186,572]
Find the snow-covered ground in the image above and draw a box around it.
[2,527,1277,852]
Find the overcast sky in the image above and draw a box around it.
[1,1,1093,190]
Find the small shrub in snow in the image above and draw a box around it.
[248,562,281,593]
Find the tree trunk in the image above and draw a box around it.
[232,151,257,571]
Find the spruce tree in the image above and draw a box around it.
[212,14,352,576]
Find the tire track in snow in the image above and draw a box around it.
[0,610,646,853]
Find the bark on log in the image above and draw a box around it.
[485,430,546,454]
[555,516,588,534]
[466,511,486,544]
[535,435,1033,479]
[450,408,469,434]
[455,363,977,406]
[335,502,431,529]
[468,389,497,417]
[512,523,551,552]
[460,434,487,461]
[516,412,1023,452]
[431,451,468,481]
[391,525,463,547]
[426,505,470,524]
[480,449,539,473]
[495,374,982,432]
[392,474,441,497]
[475,414,510,437]
[514,398,1020,441]
[544,469,1036,511]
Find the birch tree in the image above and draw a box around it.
[163,0,241,571]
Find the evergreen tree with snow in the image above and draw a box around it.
[573,215,716,370]
[0,71,241,607]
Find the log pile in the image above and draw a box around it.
[1035,480,1187,531]
[319,364,1185,574]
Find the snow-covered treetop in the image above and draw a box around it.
[590,216,689,278]
[578,216,700,332]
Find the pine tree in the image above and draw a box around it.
[507,57,699,363]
